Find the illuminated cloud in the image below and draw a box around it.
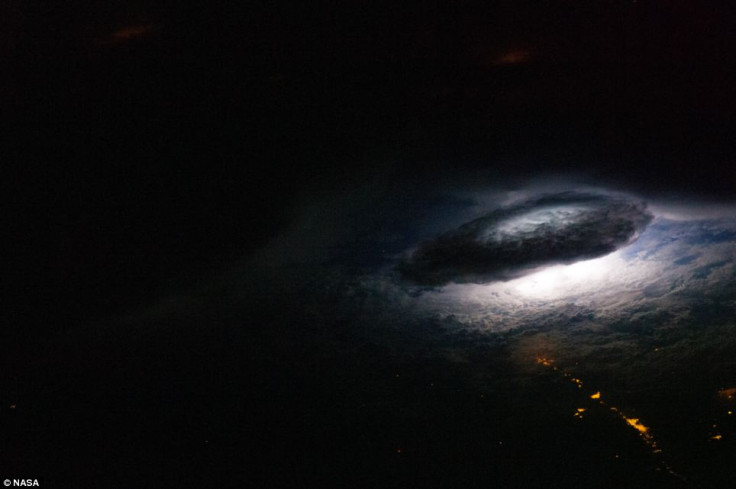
[398,192,653,286]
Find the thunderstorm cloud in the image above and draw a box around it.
[398,192,653,285]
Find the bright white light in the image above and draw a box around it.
[511,253,620,299]
[423,247,658,330]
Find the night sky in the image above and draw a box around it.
[4,2,736,488]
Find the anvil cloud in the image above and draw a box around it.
[398,192,653,285]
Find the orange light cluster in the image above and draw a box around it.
[718,387,736,400]
[624,417,650,435]
[536,357,555,368]
[534,356,673,468]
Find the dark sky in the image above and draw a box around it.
[4,2,736,487]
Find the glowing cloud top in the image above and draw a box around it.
[398,192,653,285]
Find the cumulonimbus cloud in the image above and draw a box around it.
[398,191,653,285]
